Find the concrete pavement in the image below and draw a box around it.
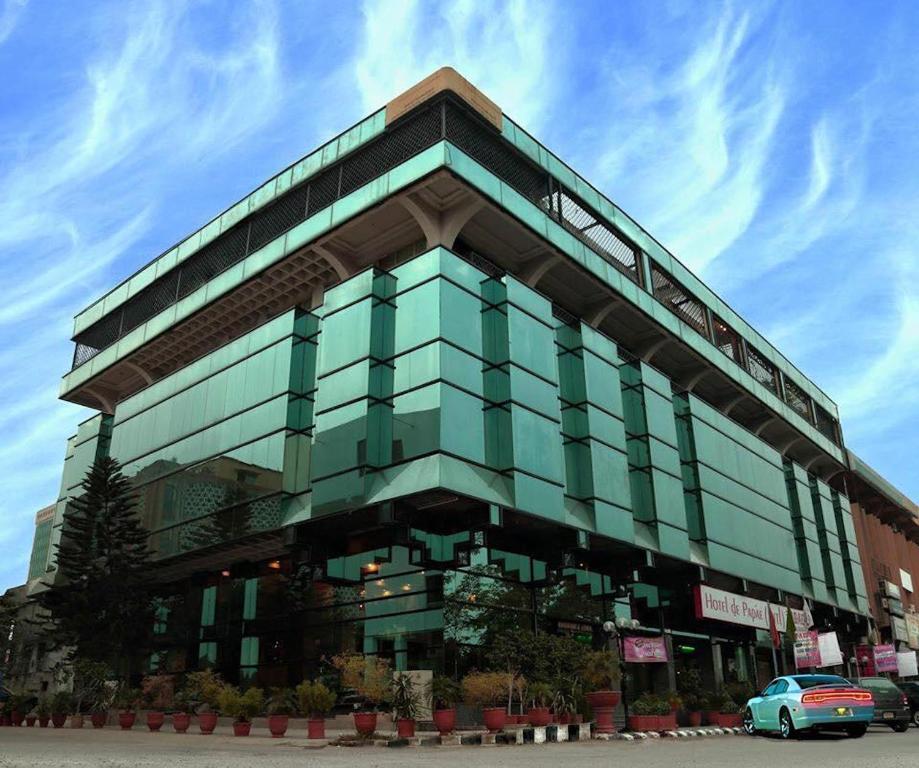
[0,724,917,767]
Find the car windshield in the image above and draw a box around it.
[791,675,851,689]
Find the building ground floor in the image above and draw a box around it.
[134,498,870,709]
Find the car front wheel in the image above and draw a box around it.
[743,708,757,736]
[779,709,796,740]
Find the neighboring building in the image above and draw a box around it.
[847,451,919,654]
[27,505,55,585]
[34,69,887,693]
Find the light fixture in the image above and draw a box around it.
[376,579,384,587]
[468,593,477,602]
[366,563,379,572]
[402,584,411,591]
[267,560,281,570]
[383,590,391,597]
[221,569,230,578]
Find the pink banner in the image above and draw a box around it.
[874,644,898,673]
[793,630,821,668]
[623,636,668,663]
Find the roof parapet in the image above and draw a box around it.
[386,66,502,130]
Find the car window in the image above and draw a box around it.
[792,675,851,689]
[774,680,789,694]
[762,680,781,696]
[858,678,897,692]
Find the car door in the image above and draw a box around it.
[759,679,789,730]
[753,680,781,730]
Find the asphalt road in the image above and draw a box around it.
[1,725,917,768]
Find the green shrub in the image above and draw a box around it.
[265,687,297,716]
[579,649,621,691]
[630,693,670,716]
[526,681,554,708]
[217,685,264,723]
[391,673,421,720]
[427,676,460,709]
[295,680,336,718]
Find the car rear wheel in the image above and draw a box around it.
[890,721,909,733]
[846,725,867,738]
[778,709,797,740]
[743,708,757,735]
[912,710,919,728]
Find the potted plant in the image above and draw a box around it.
[296,680,336,740]
[677,668,704,726]
[580,649,621,735]
[627,693,668,731]
[666,691,683,713]
[461,671,510,732]
[8,692,28,726]
[171,690,191,733]
[217,685,264,737]
[718,696,742,728]
[526,681,553,727]
[183,670,223,734]
[426,676,460,735]
[70,660,106,729]
[553,678,582,725]
[141,674,174,731]
[35,696,51,728]
[115,686,141,729]
[331,652,391,737]
[265,687,296,738]
[391,673,420,738]
[50,692,71,728]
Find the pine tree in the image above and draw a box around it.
[36,457,154,677]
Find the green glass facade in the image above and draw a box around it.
[39,74,883,692]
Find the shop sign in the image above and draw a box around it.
[623,636,668,663]
[874,644,898,673]
[906,614,919,650]
[901,569,914,593]
[817,632,844,668]
[897,651,918,678]
[793,630,821,668]
[693,585,809,632]
[891,616,909,643]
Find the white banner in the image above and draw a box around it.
[817,632,843,667]
[694,585,808,633]
[897,651,918,678]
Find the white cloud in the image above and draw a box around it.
[0,0,27,45]
[353,0,558,132]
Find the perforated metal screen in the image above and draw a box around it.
[649,262,709,338]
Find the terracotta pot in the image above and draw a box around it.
[627,714,658,731]
[70,714,84,729]
[687,710,702,727]
[482,707,506,733]
[573,714,584,724]
[26,715,36,727]
[51,713,67,728]
[268,714,289,738]
[718,713,742,728]
[558,713,571,725]
[118,711,136,730]
[39,716,50,728]
[586,690,620,735]
[527,707,551,727]
[146,712,165,732]
[307,718,325,739]
[396,718,415,738]
[91,712,106,728]
[703,710,720,726]
[11,711,24,727]
[658,713,677,731]
[353,711,377,736]
[198,712,218,734]
[233,721,251,737]
[432,707,456,735]
[0,714,9,726]
[172,712,190,733]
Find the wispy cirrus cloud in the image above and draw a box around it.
[0,0,285,592]
[353,0,560,132]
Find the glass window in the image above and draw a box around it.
[792,675,851,689]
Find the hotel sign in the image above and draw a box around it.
[693,585,808,632]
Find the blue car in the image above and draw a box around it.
[743,674,874,739]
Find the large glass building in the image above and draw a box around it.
[36,69,889,693]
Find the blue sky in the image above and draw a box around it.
[1,0,917,593]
